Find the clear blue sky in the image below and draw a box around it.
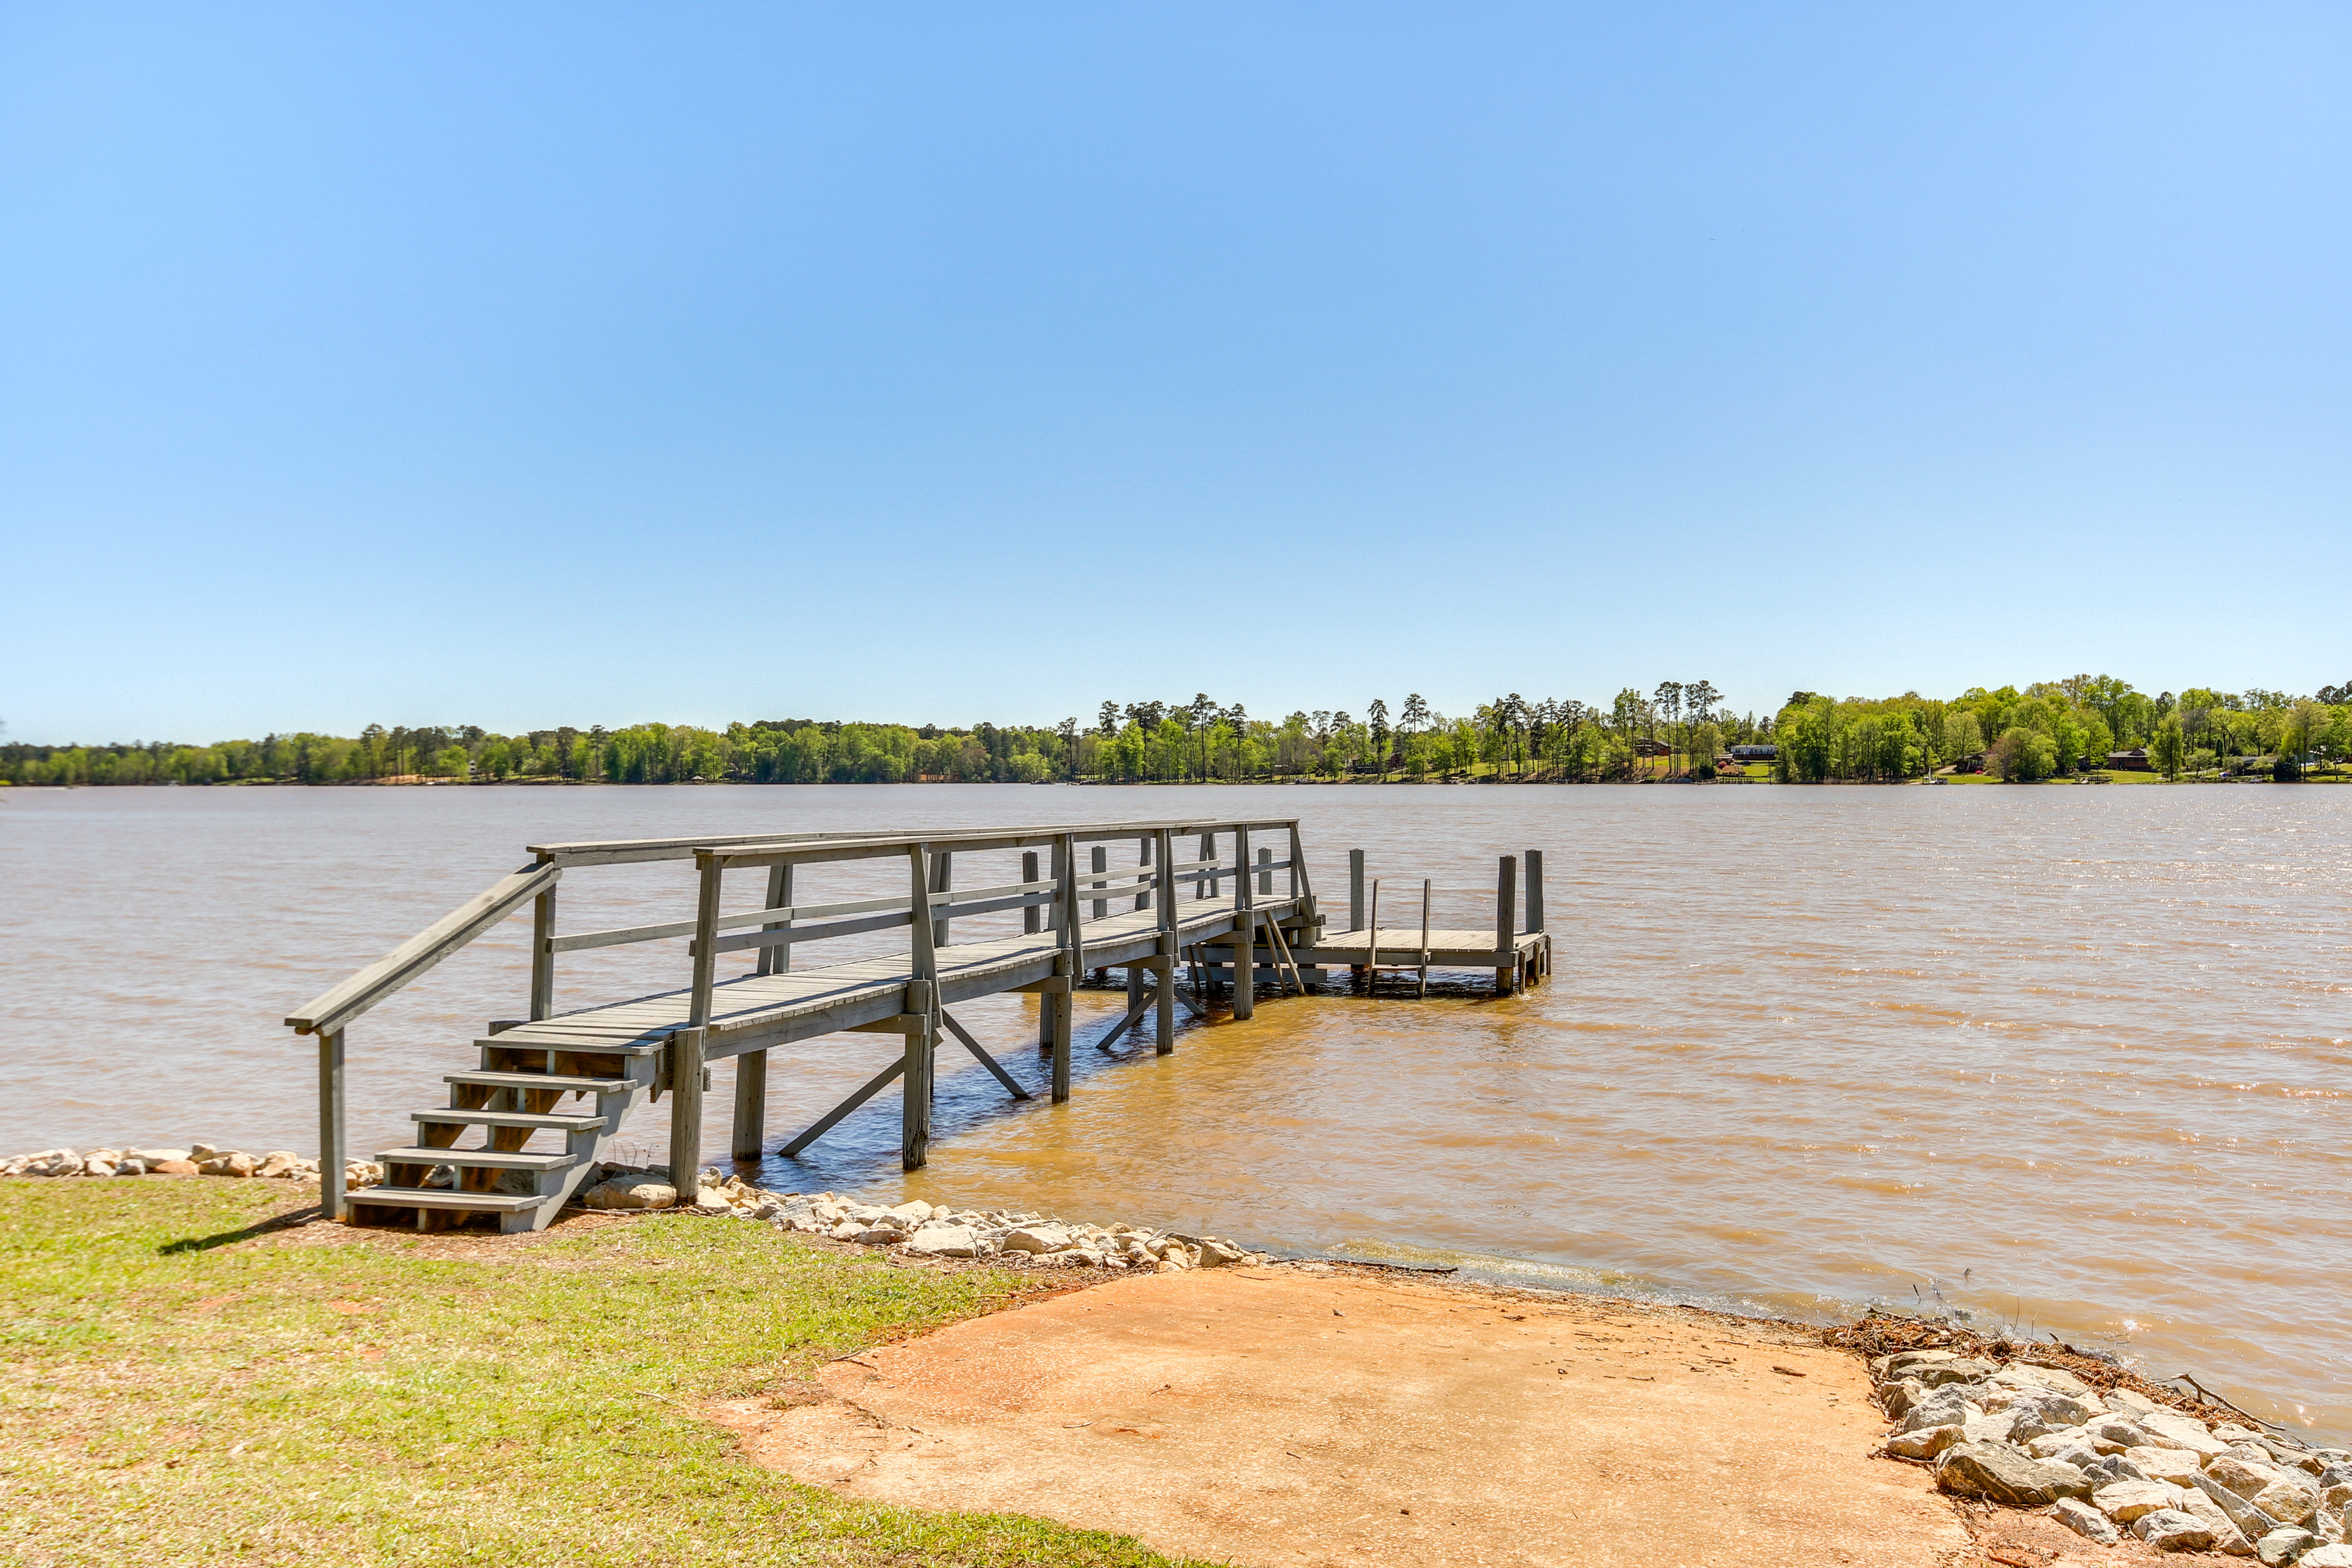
[4,3,2346,742]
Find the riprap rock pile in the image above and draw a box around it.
[578,1166,1266,1270]
[1875,1348,2352,1559]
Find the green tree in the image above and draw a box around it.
[2149,716,2187,781]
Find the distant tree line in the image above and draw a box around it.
[6,674,2346,786]
[1771,678,2352,783]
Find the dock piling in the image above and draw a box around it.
[1494,855,1518,997]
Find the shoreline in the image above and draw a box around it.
[8,1168,2348,1563]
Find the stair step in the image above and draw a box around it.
[473,1035,669,1057]
[412,1109,606,1133]
[346,1186,547,1213]
[375,1147,578,1172]
[443,1071,633,1093]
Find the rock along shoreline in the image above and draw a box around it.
[15,1142,2350,1558]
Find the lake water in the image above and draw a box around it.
[4,782,2346,1437]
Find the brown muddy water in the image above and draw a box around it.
[4,783,2346,1436]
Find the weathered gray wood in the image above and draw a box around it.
[687,857,725,1027]
[703,908,914,956]
[1232,825,1254,1020]
[779,1052,907,1157]
[1136,837,1153,911]
[1257,846,1273,895]
[904,851,938,1170]
[1091,845,1109,921]
[756,864,794,977]
[1349,849,1365,934]
[1052,835,1076,1101]
[1155,828,1177,1053]
[530,884,557,1020]
[903,983,935,1170]
[667,1027,706,1183]
[938,1009,1029,1100]
[1495,855,1517,997]
[1198,831,1214,899]
[318,1027,346,1221]
[930,850,953,950]
[1525,849,1544,935]
[1022,851,1041,936]
[731,1049,767,1162]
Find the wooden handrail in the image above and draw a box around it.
[285,861,560,1036]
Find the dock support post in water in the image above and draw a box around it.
[1155,827,1177,1052]
[1525,850,1547,980]
[1232,825,1256,1020]
[317,1027,346,1221]
[731,1050,766,1163]
[1051,834,1077,1101]
[1494,855,1518,997]
[902,983,935,1169]
[1348,848,1368,982]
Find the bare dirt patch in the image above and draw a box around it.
[714,1265,1973,1568]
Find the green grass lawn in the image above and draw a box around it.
[1,1178,1203,1568]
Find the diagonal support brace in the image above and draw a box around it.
[938,1009,1031,1100]
[778,1051,907,1158]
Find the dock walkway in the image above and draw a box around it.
[285,817,1550,1232]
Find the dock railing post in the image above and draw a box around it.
[1232,824,1254,1019]
[1023,851,1042,935]
[905,844,939,1169]
[1349,849,1365,932]
[1153,826,1177,1054]
[673,851,726,1186]
[1090,845,1109,982]
[1257,846,1272,895]
[755,864,794,976]
[1052,834,1077,1101]
[318,1027,346,1221]
[1525,850,1544,935]
[1494,854,1518,998]
[529,874,557,1021]
[930,851,952,952]
[738,861,791,1161]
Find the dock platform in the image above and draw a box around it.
[285,817,1550,1232]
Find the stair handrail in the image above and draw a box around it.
[285,860,562,1038]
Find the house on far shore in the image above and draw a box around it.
[2106,747,2151,771]
[1635,738,1672,757]
[1729,744,1776,763]
[1954,752,1986,774]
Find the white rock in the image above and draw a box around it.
[1199,1237,1249,1267]
[905,1224,978,1258]
[127,1148,190,1164]
[2133,1446,2208,1485]
[1887,1424,1964,1460]
[582,1175,677,1210]
[2145,1411,2233,1461]
[2086,1415,2149,1453]
[2256,1528,2320,1568]
[2109,1388,2166,1419]
[1962,1411,2020,1446]
[2299,1547,2352,1567]
[1000,1225,1071,1254]
[2053,1496,2122,1545]
[882,1200,933,1225]
[854,1227,908,1246]
[2255,1477,2323,1529]
[2136,1508,2218,1551]
[2096,1480,2190,1522]
[828,1220,864,1240]
[2179,1482,2261,1556]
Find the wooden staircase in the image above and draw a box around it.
[349,1030,665,1233]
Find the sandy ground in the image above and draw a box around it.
[713,1264,1977,1568]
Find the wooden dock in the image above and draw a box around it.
[285,818,1551,1232]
